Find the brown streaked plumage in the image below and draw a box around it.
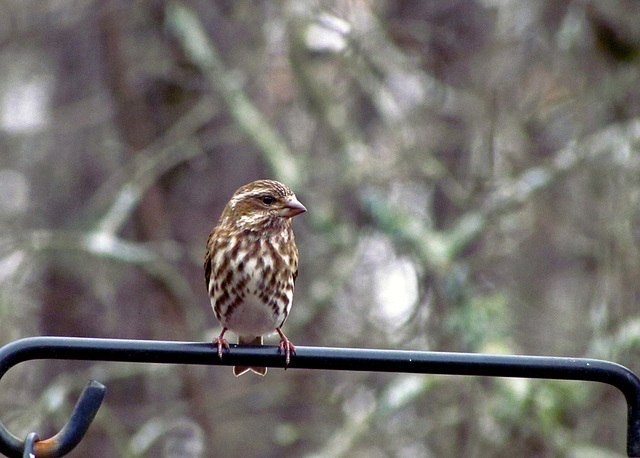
[204,180,306,376]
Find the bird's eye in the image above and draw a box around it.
[262,195,275,205]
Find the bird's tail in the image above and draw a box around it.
[233,336,266,376]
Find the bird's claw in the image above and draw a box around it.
[276,329,296,368]
[213,336,230,359]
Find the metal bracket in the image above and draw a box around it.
[1,336,639,456]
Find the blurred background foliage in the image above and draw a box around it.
[1,0,639,456]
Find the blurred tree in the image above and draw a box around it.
[0,0,639,456]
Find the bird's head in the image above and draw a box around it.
[220,180,306,232]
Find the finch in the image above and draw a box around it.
[204,180,306,376]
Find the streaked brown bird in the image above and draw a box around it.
[204,180,306,376]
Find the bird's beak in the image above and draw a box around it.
[280,197,307,218]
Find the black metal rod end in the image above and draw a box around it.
[22,432,38,458]
[31,380,106,458]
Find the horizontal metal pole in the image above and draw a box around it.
[0,336,639,456]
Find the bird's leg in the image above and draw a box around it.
[213,327,230,359]
[276,328,296,367]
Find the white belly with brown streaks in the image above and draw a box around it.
[209,234,294,337]
[221,290,279,336]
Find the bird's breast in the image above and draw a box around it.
[208,235,295,335]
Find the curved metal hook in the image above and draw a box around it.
[22,432,38,458]
[0,380,105,458]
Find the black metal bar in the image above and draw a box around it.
[0,336,639,456]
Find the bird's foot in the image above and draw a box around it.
[213,328,230,359]
[276,328,296,367]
